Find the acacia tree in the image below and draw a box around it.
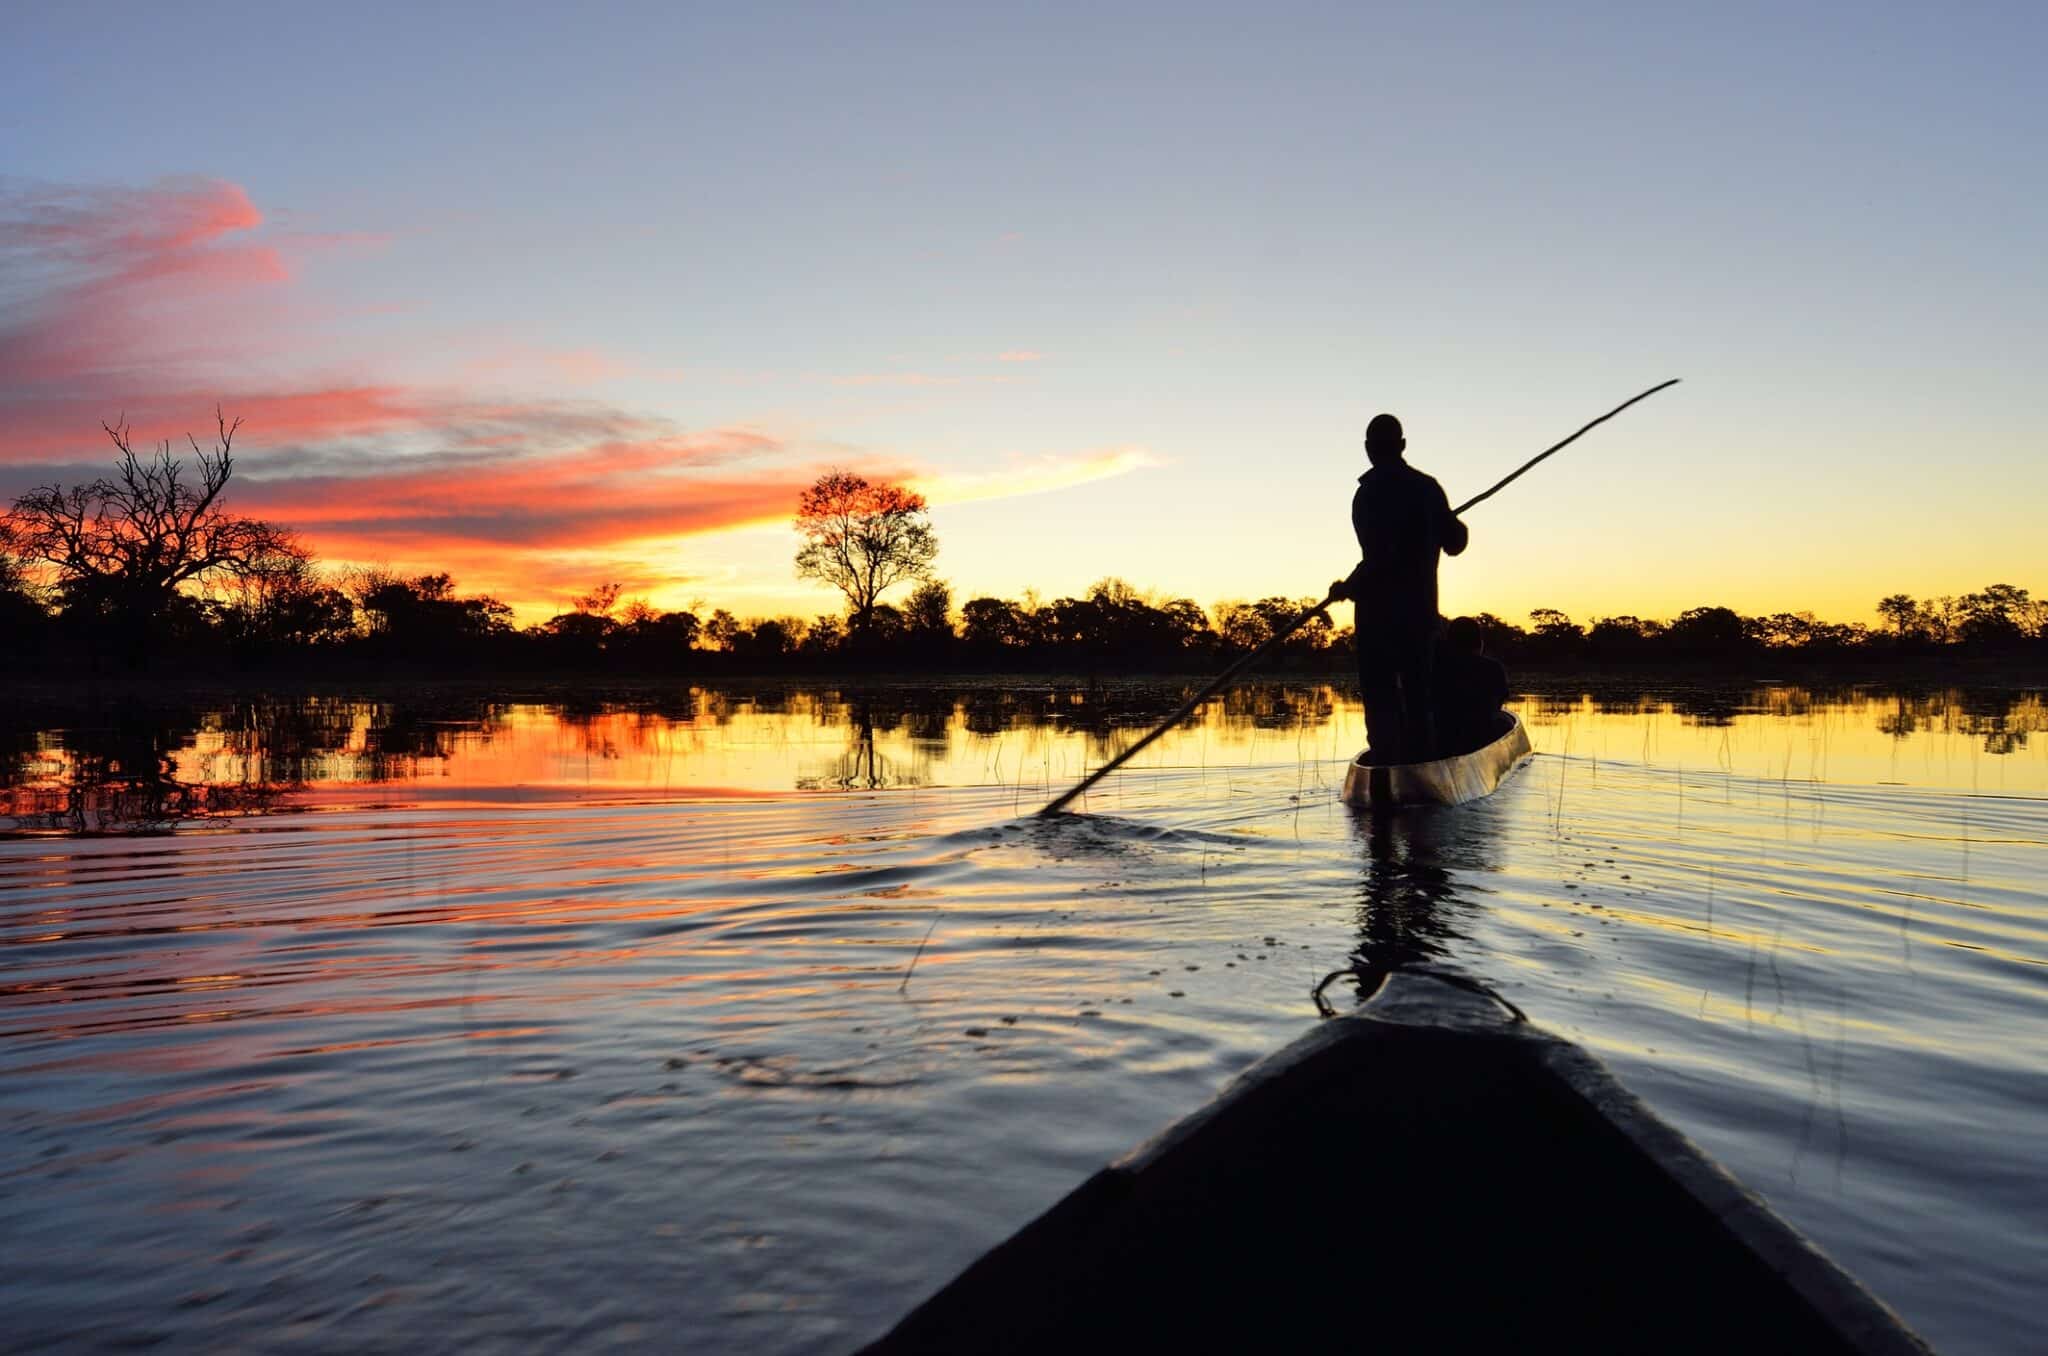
[8,411,292,660]
[793,470,938,638]
[1876,594,1920,641]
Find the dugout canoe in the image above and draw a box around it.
[1341,710,1534,809]
[861,971,1930,1356]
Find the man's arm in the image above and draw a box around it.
[1440,484,1469,556]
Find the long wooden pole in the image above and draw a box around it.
[1036,379,1682,817]
[1450,378,1680,515]
[1038,588,1342,816]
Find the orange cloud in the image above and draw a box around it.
[237,430,800,553]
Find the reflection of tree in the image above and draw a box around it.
[795,700,934,791]
[3,707,297,833]
[1867,689,2043,754]
[0,695,521,832]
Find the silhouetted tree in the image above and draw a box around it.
[358,571,512,654]
[1958,584,2035,647]
[905,578,954,633]
[1526,608,1583,660]
[1666,606,1750,657]
[800,614,845,657]
[1586,615,1664,659]
[574,581,622,618]
[1214,600,1272,652]
[703,609,739,651]
[613,606,700,667]
[793,471,937,637]
[1876,594,1920,640]
[732,615,808,659]
[539,579,626,653]
[863,603,907,645]
[961,596,1033,652]
[1753,611,1819,649]
[1916,596,1962,646]
[1469,613,1526,654]
[8,411,294,663]
[1159,598,1211,651]
[0,523,50,654]
[215,543,356,655]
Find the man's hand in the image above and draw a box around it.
[1327,578,1350,603]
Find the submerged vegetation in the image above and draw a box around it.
[4,421,2044,677]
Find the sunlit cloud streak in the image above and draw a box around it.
[914,447,1161,505]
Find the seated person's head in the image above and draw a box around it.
[1445,616,1484,655]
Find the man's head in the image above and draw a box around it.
[1445,615,1484,655]
[1364,413,1405,467]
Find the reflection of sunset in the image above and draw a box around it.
[6,685,2044,832]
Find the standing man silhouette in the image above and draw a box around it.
[1331,413,1467,763]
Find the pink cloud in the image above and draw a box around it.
[0,178,289,400]
[997,350,1044,363]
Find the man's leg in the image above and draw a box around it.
[1397,639,1437,760]
[1359,651,1401,761]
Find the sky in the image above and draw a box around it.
[4,2,2043,627]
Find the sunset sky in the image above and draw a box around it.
[4,4,2042,627]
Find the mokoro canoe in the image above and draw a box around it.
[862,971,1930,1355]
[1341,710,1534,809]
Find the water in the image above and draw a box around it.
[3,681,2044,1353]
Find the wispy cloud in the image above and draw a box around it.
[912,446,1161,505]
[996,350,1044,363]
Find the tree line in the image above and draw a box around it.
[3,417,2043,675]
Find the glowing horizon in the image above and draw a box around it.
[5,7,2043,632]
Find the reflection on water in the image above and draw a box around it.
[4,682,2044,832]
[1341,803,1502,987]
[1,679,2044,1354]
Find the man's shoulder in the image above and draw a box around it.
[1364,462,1444,495]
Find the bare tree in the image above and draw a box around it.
[793,470,937,637]
[8,410,293,656]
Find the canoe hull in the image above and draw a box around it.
[1340,712,1533,808]
[861,972,1930,1355]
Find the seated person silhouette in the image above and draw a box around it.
[1433,616,1509,756]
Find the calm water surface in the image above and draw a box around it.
[3,681,2044,1353]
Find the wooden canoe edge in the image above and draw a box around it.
[1341,712,1535,808]
[859,970,1934,1355]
